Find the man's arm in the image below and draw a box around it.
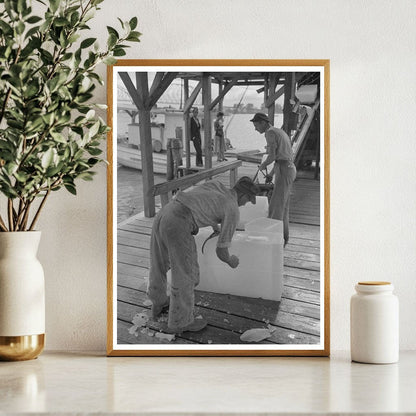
[216,247,239,268]
[259,131,277,170]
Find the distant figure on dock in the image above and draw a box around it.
[147,177,259,334]
[250,112,297,246]
[190,107,203,167]
[214,111,227,162]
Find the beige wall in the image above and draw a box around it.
[33,0,416,351]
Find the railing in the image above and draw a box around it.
[152,160,242,208]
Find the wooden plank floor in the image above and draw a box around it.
[116,164,321,345]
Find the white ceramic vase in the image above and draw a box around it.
[0,231,45,361]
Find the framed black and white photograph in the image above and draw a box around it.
[107,60,330,356]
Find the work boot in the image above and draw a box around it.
[151,298,170,319]
[166,317,208,334]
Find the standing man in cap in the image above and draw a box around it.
[147,176,259,334]
[250,112,297,246]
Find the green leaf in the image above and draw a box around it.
[103,56,117,65]
[85,109,95,120]
[24,25,40,39]
[106,26,119,38]
[14,171,28,183]
[129,16,138,30]
[64,183,77,195]
[70,11,80,26]
[50,131,67,143]
[68,33,80,44]
[17,0,27,14]
[80,37,96,49]
[26,15,42,24]
[113,47,126,57]
[126,32,141,42]
[87,147,102,156]
[41,148,55,169]
[49,0,60,13]
[16,21,25,35]
[0,20,13,35]
[54,17,69,27]
[5,162,18,176]
[107,33,117,49]
[88,120,100,138]
[77,171,95,181]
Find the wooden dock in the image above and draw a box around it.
[116,164,321,345]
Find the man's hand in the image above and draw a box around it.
[227,255,239,269]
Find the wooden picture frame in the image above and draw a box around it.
[107,60,330,356]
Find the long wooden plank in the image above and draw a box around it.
[285,244,320,255]
[279,297,320,319]
[283,286,320,305]
[116,272,321,320]
[152,160,242,196]
[117,268,321,295]
[117,250,320,273]
[284,266,320,280]
[117,242,321,266]
[284,275,320,293]
[118,288,320,342]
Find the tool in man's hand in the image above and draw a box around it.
[201,230,220,254]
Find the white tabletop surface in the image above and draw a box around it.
[0,350,415,415]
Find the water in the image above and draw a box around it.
[116,112,284,152]
[224,113,284,151]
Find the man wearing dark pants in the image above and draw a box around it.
[250,112,297,246]
[147,177,259,334]
[190,107,203,167]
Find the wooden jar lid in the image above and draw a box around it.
[358,281,391,285]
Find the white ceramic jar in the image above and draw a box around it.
[350,281,399,364]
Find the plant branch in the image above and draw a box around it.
[18,120,58,169]
[29,189,50,231]
[7,199,14,231]
[0,213,8,232]
[0,45,22,124]
[20,200,33,231]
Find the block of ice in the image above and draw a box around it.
[238,196,268,229]
[194,217,284,301]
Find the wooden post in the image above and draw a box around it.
[218,82,224,113]
[136,72,155,217]
[267,73,276,125]
[166,139,173,181]
[229,167,237,187]
[202,73,212,169]
[184,79,191,169]
[283,72,296,134]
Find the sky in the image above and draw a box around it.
[118,72,284,109]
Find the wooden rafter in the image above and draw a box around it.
[119,72,144,111]
[146,72,178,108]
[183,81,202,114]
[209,77,239,111]
[265,85,284,108]
[148,72,165,99]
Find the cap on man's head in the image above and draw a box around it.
[233,176,260,203]
[217,111,224,117]
[249,112,270,123]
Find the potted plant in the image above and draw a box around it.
[0,0,140,360]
